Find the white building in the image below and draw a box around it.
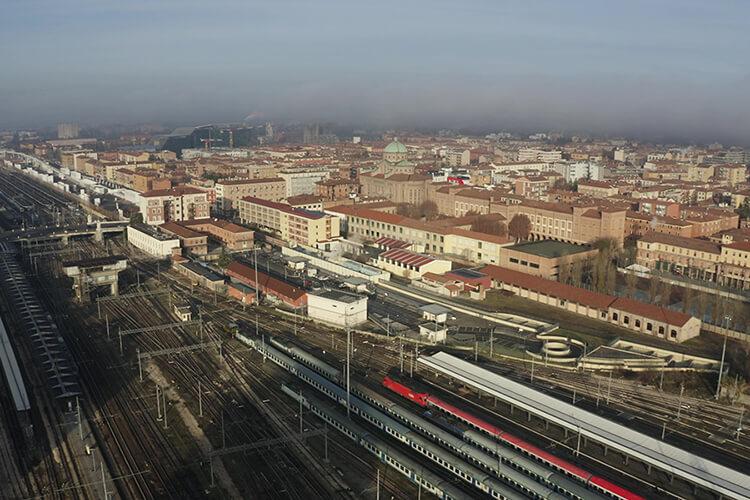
[307,290,368,327]
[126,224,180,257]
[279,168,331,197]
[552,161,602,183]
[375,248,452,280]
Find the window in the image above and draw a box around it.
[635,319,641,328]
[658,326,665,335]
[624,316,629,325]
[670,329,677,338]
[646,322,652,331]
[510,257,519,264]
[612,312,619,321]
[600,311,607,319]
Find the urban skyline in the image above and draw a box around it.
[2,1,749,144]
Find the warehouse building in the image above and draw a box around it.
[307,290,367,327]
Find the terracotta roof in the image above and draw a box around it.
[142,186,205,197]
[374,237,411,250]
[227,261,306,301]
[610,297,692,327]
[379,248,436,268]
[328,205,406,225]
[639,232,720,253]
[218,177,284,185]
[241,196,325,220]
[481,265,615,310]
[725,241,750,252]
[159,222,204,239]
[180,218,252,234]
[285,194,323,206]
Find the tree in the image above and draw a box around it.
[129,212,143,224]
[659,281,672,307]
[217,249,233,269]
[470,217,508,237]
[682,286,694,314]
[396,203,418,218]
[418,200,439,220]
[647,277,660,303]
[737,199,750,220]
[508,214,532,242]
[570,258,585,288]
[625,272,639,299]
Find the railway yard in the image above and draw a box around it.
[0,164,749,499]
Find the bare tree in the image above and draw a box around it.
[625,272,639,299]
[682,286,694,314]
[570,258,585,288]
[659,281,672,307]
[557,256,571,284]
[647,277,660,303]
[508,214,532,242]
[470,217,508,237]
[418,200,439,220]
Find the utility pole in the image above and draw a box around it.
[715,315,731,400]
[736,406,745,441]
[163,388,168,429]
[575,427,581,456]
[376,468,380,500]
[386,314,390,337]
[101,461,107,499]
[413,344,418,375]
[606,370,613,404]
[253,247,260,303]
[324,424,329,462]
[677,384,685,420]
[399,340,404,374]
[76,396,83,440]
[530,358,535,383]
[490,330,494,358]
[137,350,143,381]
[198,381,203,417]
[118,328,123,355]
[156,386,162,419]
[299,390,304,434]
[346,325,351,418]
[474,340,478,362]
[105,314,110,340]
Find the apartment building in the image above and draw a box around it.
[215,177,286,212]
[139,186,211,225]
[315,178,360,201]
[577,180,619,198]
[517,148,562,163]
[159,222,209,255]
[126,224,181,257]
[328,205,512,265]
[180,218,255,251]
[238,196,340,247]
[552,161,602,183]
[636,232,750,290]
[491,200,627,246]
[278,168,331,197]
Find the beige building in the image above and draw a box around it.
[139,186,211,225]
[500,240,598,279]
[215,177,286,212]
[375,248,451,280]
[636,232,750,290]
[491,200,627,246]
[238,196,340,247]
[482,265,700,342]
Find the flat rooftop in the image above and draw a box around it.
[313,289,364,303]
[506,240,593,258]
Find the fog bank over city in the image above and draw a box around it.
[1,0,748,144]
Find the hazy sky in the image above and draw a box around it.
[2,0,749,143]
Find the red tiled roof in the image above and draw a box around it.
[218,177,284,185]
[328,205,406,225]
[141,186,205,197]
[159,222,204,239]
[610,297,692,327]
[226,261,306,301]
[481,265,694,327]
[725,241,750,252]
[241,196,324,220]
[374,237,411,249]
[380,248,436,268]
[481,265,615,310]
[639,232,721,253]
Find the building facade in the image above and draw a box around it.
[139,187,211,225]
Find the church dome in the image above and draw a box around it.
[384,139,407,154]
